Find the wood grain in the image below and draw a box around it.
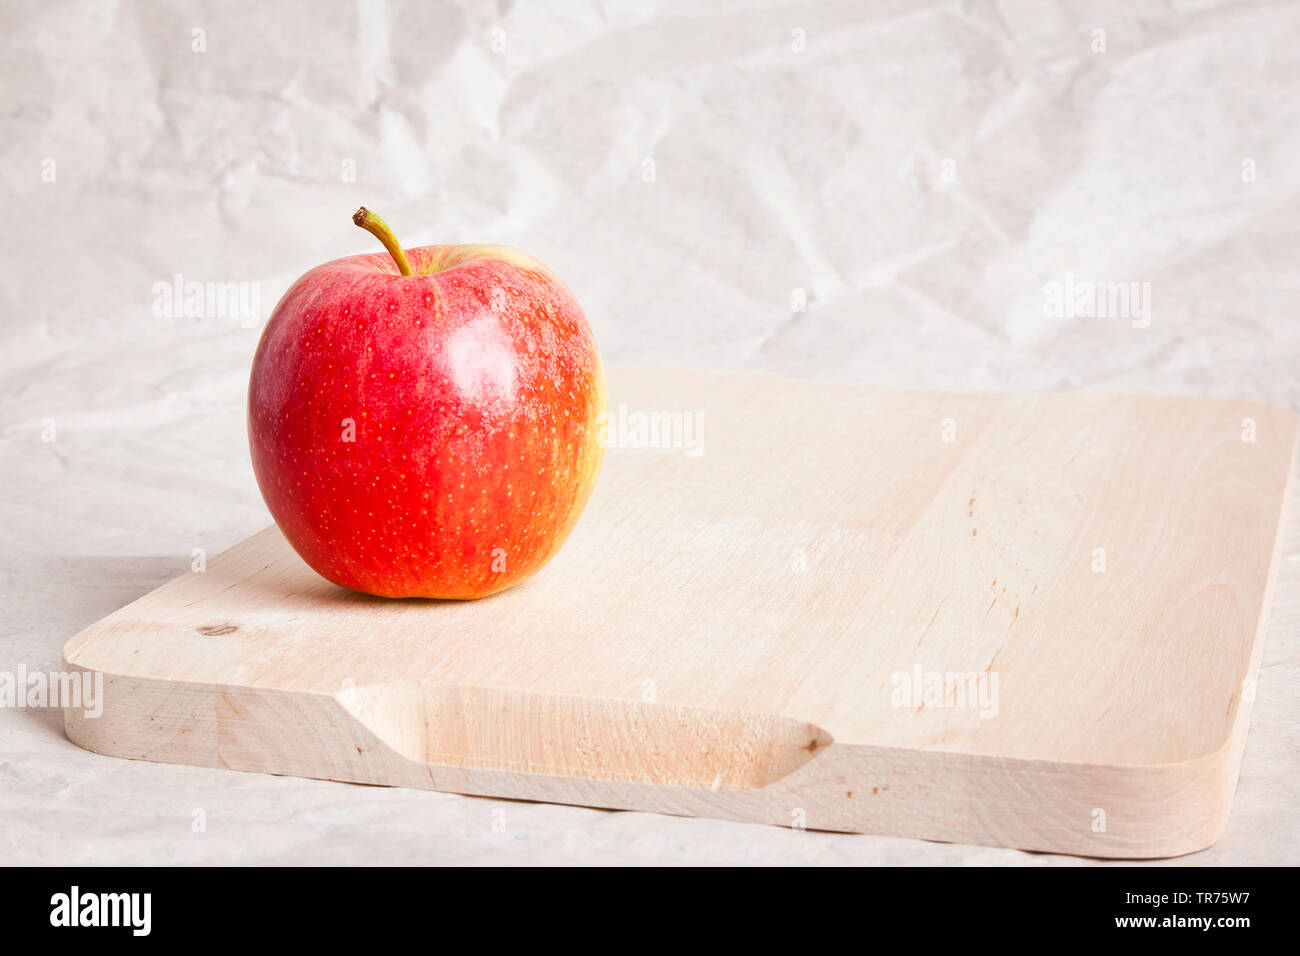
[63,367,1298,857]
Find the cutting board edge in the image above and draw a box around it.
[62,664,1240,858]
[614,365,1300,419]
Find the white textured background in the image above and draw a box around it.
[2,0,1298,864]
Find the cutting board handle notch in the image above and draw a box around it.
[337,680,833,791]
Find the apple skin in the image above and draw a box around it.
[248,244,606,599]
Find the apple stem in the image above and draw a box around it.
[353,207,414,276]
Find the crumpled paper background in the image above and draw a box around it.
[2,0,1298,864]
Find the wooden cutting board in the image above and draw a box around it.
[64,367,1298,857]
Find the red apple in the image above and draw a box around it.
[247,208,606,599]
